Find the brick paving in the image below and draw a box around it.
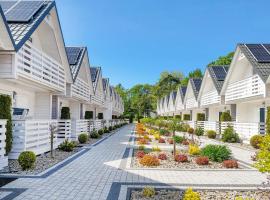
[0,124,268,200]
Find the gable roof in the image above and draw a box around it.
[179,86,187,102]
[238,44,270,83]
[172,91,177,104]
[102,78,109,92]
[0,0,56,51]
[90,67,100,83]
[207,65,229,94]
[190,78,202,99]
[65,47,86,82]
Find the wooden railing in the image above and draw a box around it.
[225,74,265,103]
[0,120,7,170]
[16,42,66,92]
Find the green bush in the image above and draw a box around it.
[266,107,270,134]
[196,113,205,121]
[159,129,170,136]
[250,135,263,149]
[183,114,191,121]
[0,95,12,153]
[98,129,104,135]
[201,144,231,162]
[18,151,36,170]
[90,130,100,138]
[220,111,232,122]
[173,135,185,144]
[175,115,181,120]
[98,113,103,119]
[109,126,113,131]
[85,111,93,119]
[59,140,75,152]
[222,126,240,143]
[78,133,88,144]
[207,130,216,139]
[104,126,109,133]
[195,127,204,136]
[60,107,70,119]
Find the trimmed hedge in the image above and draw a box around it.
[85,111,93,119]
[61,107,70,119]
[18,151,36,170]
[183,114,191,121]
[220,111,232,122]
[196,113,205,121]
[0,95,12,154]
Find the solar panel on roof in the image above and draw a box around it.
[0,1,17,12]
[66,47,82,65]
[193,79,202,92]
[246,44,270,63]
[263,44,270,54]
[212,66,227,81]
[5,1,44,23]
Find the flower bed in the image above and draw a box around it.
[130,188,270,200]
[132,149,244,169]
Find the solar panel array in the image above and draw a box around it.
[66,47,82,65]
[192,79,202,92]
[212,66,228,81]
[246,44,270,63]
[2,1,44,23]
[90,68,98,82]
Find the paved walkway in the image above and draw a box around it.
[0,124,268,200]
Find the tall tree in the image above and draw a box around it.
[181,68,203,86]
[208,52,234,66]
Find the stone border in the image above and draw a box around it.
[106,182,265,200]
[0,188,26,200]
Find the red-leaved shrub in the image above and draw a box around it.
[158,153,167,160]
[139,155,160,166]
[195,156,209,165]
[223,160,238,168]
[159,138,165,143]
[167,138,174,144]
[136,151,145,159]
[175,154,188,162]
[182,140,189,145]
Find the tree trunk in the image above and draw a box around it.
[173,131,176,158]
[50,132,54,158]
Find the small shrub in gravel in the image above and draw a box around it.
[152,146,161,152]
[167,138,174,144]
[188,144,200,155]
[58,140,75,152]
[201,145,231,162]
[195,127,204,136]
[183,188,200,200]
[159,129,170,136]
[139,155,160,166]
[158,153,167,160]
[18,151,36,170]
[187,128,194,135]
[195,156,209,165]
[138,138,148,145]
[109,126,113,131]
[222,126,240,143]
[136,151,145,159]
[223,160,239,168]
[158,138,165,143]
[90,130,100,139]
[142,187,155,198]
[104,127,109,133]
[250,135,263,149]
[173,135,184,144]
[207,130,216,139]
[78,133,88,144]
[175,154,188,163]
[98,129,104,135]
[138,145,145,151]
[182,140,189,145]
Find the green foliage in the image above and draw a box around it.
[159,129,170,136]
[183,188,201,200]
[104,126,109,133]
[60,107,70,119]
[58,140,75,152]
[195,127,204,136]
[201,144,231,162]
[196,113,205,121]
[18,151,36,170]
[0,95,12,154]
[222,126,240,143]
[183,114,191,121]
[208,52,234,66]
[97,113,103,119]
[90,130,100,138]
[173,135,184,143]
[98,129,104,135]
[142,187,155,198]
[266,107,270,134]
[207,130,216,139]
[78,133,88,144]
[220,111,232,122]
[255,134,270,173]
[175,115,181,120]
[250,135,263,149]
[85,111,93,119]
[109,126,113,131]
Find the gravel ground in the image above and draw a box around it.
[130,189,270,200]
[132,149,244,169]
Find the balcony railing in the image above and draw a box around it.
[16,42,66,92]
[201,90,221,106]
[72,78,90,102]
[0,120,7,170]
[91,93,104,106]
[225,74,265,103]
[186,97,198,109]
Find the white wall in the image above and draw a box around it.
[236,102,262,123]
[35,93,52,119]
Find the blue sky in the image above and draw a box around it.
[56,0,270,89]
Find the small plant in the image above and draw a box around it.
[136,151,145,158]
[152,146,161,152]
[158,138,165,143]
[138,138,148,145]
[109,126,113,131]
[183,188,200,200]
[18,151,36,170]
[207,130,216,139]
[222,126,240,143]
[153,134,160,140]
[175,154,188,162]
[138,145,145,151]
[142,186,155,198]
[223,160,238,168]
[195,156,209,165]
[60,107,70,119]
[158,153,167,160]
[195,127,204,136]
[167,138,174,144]
[235,197,254,200]
[182,140,189,145]
[90,130,100,139]
[220,111,232,122]
[58,140,75,152]
[159,129,170,136]
[188,144,200,155]
[143,135,150,140]
[183,114,191,121]
[103,126,109,133]
[187,127,194,134]
[196,113,205,121]
[98,129,104,135]
[250,134,263,149]
[139,155,160,166]
[201,145,231,162]
[78,133,88,144]
[173,135,184,144]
